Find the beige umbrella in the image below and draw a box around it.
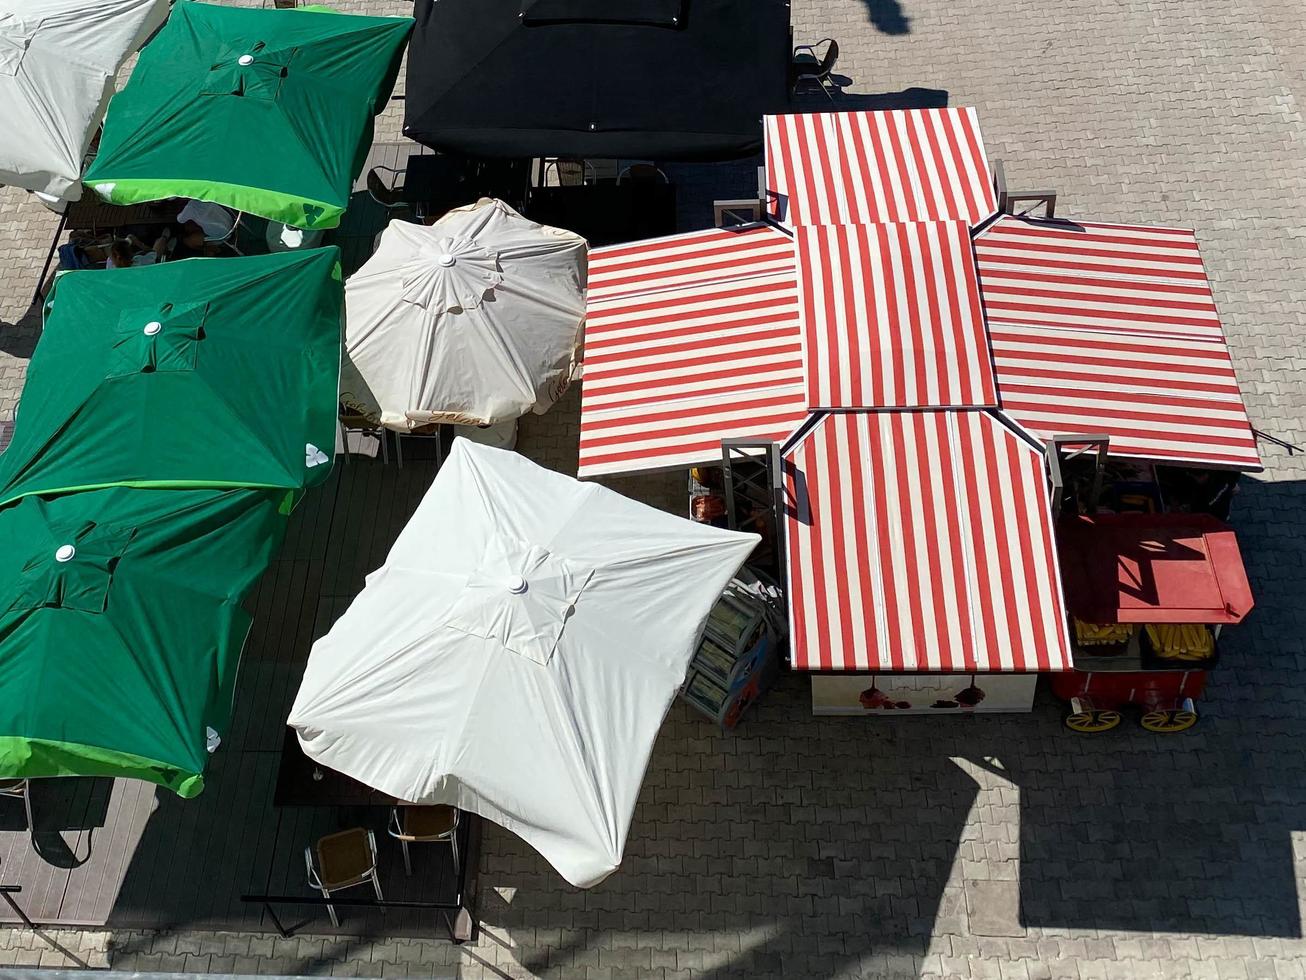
[340,198,587,432]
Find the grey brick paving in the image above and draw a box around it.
[3,0,1306,976]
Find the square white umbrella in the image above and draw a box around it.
[288,440,758,887]
[0,0,169,204]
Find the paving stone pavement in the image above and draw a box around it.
[2,0,1306,976]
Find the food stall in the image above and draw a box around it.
[574,105,1263,729]
[1051,507,1254,733]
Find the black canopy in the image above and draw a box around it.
[403,0,792,160]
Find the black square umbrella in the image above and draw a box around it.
[403,0,792,160]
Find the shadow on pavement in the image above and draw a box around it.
[861,0,911,34]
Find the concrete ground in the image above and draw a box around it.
[2,0,1306,976]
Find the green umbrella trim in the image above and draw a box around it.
[87,178,344,230]
[0,736,206,798]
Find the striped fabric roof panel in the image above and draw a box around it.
[784,410,1073,674]
[989,323,1261,469]
[975,216,1224,341]
[764,108,998,228]
[976,216,1261,470]
[798,220,998,410]
[578,225,807,477]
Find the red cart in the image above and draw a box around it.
[1052,513,1254,733]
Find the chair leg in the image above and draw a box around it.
[321,888,339,928]
[821,79,836,103]
[395,432,404,469]
[449,832,459,876]
[372,870,384,903]
[401,839,412,877]
[379,430,390,465]
[339,422,350,465]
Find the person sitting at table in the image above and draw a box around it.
[106,230,172,269]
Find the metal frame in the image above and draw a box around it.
[0,779,34,838]
[1045,434,1110,516]
[712,199,764,228]
[992,158,1058,218]
[720,440,784,579]
[0,885,35,931]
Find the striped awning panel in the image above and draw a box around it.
[764,108,998,227]
[975,216,1225,341]
[579,225,807,477]
[797,220,998,409]
[784,410,1073,673]
[977,216,1261,470]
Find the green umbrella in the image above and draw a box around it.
[0,486,288,797]
[0,248,343,508]
[83,1,412,230]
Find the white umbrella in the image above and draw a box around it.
[340,199,587,431]
[0,0,169,205]
[288,441,758,887]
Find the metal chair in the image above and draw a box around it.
[791,38,839,101]
[388,805,459,877]
[542,158,596,187]
[305,827,383,928]
[338,418,390,464]
[0,779,33,833]
[366,166,408,210]
[201,205,243,256]
[617,163,669,185]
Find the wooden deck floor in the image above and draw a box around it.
[0,439,467,939]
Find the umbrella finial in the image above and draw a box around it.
[506,575,528,594]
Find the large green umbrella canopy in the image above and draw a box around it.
[0,486,287,797]
[0,248,343,508]
[82,1,412,230]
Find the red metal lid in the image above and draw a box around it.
[1058,513,1254,625]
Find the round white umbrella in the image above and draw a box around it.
[340,199,587,431]
[0,0,169,205]
[288,440,758,888]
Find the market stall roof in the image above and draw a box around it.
[289,440,758,888]
[82,1,412,230]
[976,215,1261,470]
[342,200,586,430]
[0,0,169,204]
[0,486,287,797]
[764,108,998,228]
[0,248,343,507]
[1057,513,1254,624]
[797,220,996,410]
[578,225,806,477]
[784,410,1073,673]
[403,0,790,160]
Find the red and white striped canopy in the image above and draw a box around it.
[764,108,997,228]
[578,225,807,477]
[784,410,1073,673]
[976,217,1261,470]
[798,220,997,409]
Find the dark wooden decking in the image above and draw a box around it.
[0,440,468,939]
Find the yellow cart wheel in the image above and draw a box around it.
[1064,708,1122,733]
[1140,701,1198,733]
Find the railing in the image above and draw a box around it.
[239,893,473,943]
